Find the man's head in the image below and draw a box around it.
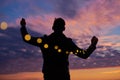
[52,18,65,33]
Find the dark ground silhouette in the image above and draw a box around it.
[20,18,98,80]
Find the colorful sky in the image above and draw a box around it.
[1,0,120,50]
[0,0,120,72]
[1,1,120,80]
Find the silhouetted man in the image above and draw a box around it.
[20,18,98,80]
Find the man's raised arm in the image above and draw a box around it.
[20,18,41,46]
[20,18,28,37]
[68,36,98,59]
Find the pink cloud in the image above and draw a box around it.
[98,35,120,50]
[15,14,59,34]
[65,0,120,37]
[12,0,120,37]
[11,0,120,50]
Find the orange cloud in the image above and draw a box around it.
[102,70,120,74]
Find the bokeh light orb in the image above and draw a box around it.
[66,51,69,54]
[54,45,58,50]
[37,38,42,43]
[58,49,62,53]
[0,21,8,30]
[76,49,79,53]
[70,51,73,54]
[24,34,31,41]
[44,44,49,48]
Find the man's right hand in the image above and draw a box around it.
[91,36,98,46]
[20,18,26,26]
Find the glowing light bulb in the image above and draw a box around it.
[24,34,31,41]
[79,50,81,53]
[54,45,58,50]
[76,49,79,53]
[75,53,78,55]
[70,51,73,54]
[66,51,69,54]
[44,44,49,48]
[58,49,62,53]
[37,38,42,43]
[82,50,85,54]
[0,21,8,30]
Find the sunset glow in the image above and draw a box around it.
[0,67,120,80]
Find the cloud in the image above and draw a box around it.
[7,0,120,51]
[50,0,89,18]
[8,0,120,35]
[52,0,78,18]
[94,35,120,51]
[65,0,120,36]
[15,14,58,34]
[0,33,8,37]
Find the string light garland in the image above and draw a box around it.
[34,38,86,55]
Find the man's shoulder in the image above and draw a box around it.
[43,33,73,41]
